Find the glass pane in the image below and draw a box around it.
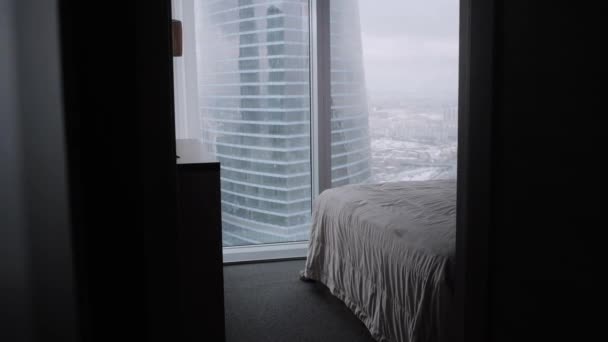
[330,0,459,185]
[173,0,311,247]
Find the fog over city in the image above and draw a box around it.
[358,0,459,182]
[359,0,459,103]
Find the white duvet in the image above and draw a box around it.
[301,180,456,342]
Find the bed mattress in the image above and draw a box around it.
[301,180,456,342]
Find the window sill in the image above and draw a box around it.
[223,241,308,264]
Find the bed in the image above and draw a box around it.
[300,180,456,342]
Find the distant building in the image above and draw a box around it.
[329,0,372,187]
[196,0,371,246]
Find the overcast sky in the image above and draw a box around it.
[357,0,459,103]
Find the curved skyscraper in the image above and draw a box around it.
[194,0,370,246]
[329,0,372,188]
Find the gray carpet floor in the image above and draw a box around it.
[223,259,376,342]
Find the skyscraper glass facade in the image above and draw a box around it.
[194,0,371,246]
[329,0,372,187]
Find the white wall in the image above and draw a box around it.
[172,0,201,140]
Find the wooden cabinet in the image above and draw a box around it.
[176,139,225,341]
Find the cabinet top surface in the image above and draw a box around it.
[176,139,219,165]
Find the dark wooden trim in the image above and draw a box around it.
[454,0,496,341]
[172,20,183,57]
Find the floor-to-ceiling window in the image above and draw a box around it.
[172,0,459,258]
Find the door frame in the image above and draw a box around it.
[454,0,495,341]
[137,0,496,341]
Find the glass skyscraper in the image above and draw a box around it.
[195,0,370,246]
[329,0,372,187]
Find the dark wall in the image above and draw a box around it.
[136,2,181,341]
[488,2,602,341]
[0,1,31,341]
[0,0,79,341]
[59,1,180,341]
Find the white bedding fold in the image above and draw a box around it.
[302,180,456,342]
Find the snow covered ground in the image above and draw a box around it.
[370,137,457,182]
[368,105,458,183]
